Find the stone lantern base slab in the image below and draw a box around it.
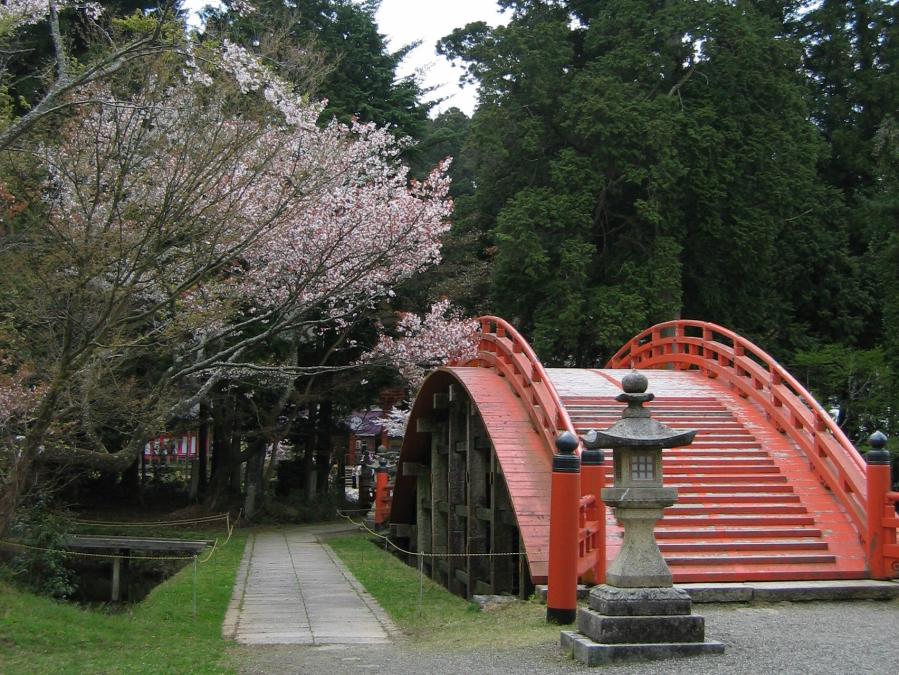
[561,631,725,666]
[589,585,692,616]
[577,607,706,644]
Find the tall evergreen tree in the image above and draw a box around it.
[210,0,431,140]
[440,0,859,364]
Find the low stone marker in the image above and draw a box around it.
[560,371,725,665]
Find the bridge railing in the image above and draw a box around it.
[577,495,601,579]
[608,320,877,567]
[472,316,578,457]
[464,317,605,594]
[881,492,899,576]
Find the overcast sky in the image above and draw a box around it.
[182,0,508,116]
[375,0,507,115]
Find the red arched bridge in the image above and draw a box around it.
[386,318,899,599]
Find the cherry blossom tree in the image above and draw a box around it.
[364,299,479,390]
[0,2,188,150]
[0,33,453,529]
[361,299,478,440]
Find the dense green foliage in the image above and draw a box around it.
[437,0,897,445]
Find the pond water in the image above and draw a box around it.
[68,557,189,606]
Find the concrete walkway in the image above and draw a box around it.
[223,525,395,646]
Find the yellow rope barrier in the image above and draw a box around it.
[336,510,524,559]
[0,540,196,561]
[73,514,229,527]
[0,511,241,564]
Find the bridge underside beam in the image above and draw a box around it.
[399,380,525,599]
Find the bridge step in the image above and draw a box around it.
[676,484,796,494]
[667,554,837,566]
[666,474,789,483]
[659,540,829,552]
[664,504,809,515]
[655,527,824,539]
[677,493,802,504]
[659,515,817,527]
[661,465,781,474]
[663,449,769,457]
[672,568,868,583]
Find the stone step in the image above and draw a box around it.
[536,580,899,605]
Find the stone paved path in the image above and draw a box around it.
[223,525,395,646]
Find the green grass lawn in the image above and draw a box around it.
[327,534,560,650]
[0,530,247,674]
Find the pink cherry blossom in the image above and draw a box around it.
[362,300,479,389]
[0,1,102,31]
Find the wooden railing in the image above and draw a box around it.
[470,316,578,456]
[577,494,601,578]
[607,320,890,571]
[882,492,899,576]
[462,317,604,586]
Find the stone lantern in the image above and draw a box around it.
[561,371,724,664]
[591,370,695,588]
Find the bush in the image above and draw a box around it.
[9,497,76,599]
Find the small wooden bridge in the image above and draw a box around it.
[387,318,899,598]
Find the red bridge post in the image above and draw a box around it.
[547,432,580,624]
[865,431,892,578]
[581,447,606,584]
[374,458,390,527]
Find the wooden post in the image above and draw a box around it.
[447,385,468,596]
[427,399,449,585]
[111,554,121,602]
[866,432,892,579]
[546,432,580,624]
[416,467,432,577]
[374,459,390,526]
[467,404,490,596]
[491,451,516,594]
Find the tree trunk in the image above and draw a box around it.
[0,372,67,535]
[302,405,317,504]
[209,394,233,509]
[243,438,267,520]
[229,429,243,494]
[198,401,209,495]
[316,400,333,495]
[120,457,141,502]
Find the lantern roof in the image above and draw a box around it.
[582,371,697,449]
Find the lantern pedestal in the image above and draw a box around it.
[561,584,723,665]
[602,487,675,587]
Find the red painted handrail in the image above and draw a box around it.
[607,320,868,545]
[879,492,899,576]
[467,316,579,456]
[577,495,601,578]
[458,316,603,586]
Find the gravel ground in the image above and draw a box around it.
[230,599,899,674]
